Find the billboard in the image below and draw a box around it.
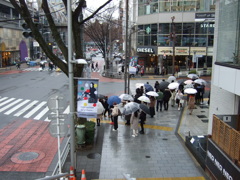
[77,78,99,118]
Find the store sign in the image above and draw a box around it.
[195,12,215,19]
[206,139,240,180]
[137,47,154,54]
[158,47,206,56]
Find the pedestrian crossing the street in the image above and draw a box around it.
[0,96,69,121]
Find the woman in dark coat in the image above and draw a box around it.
[139,109,146,134]
[163,88,171,110]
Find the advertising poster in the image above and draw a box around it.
[77,78,99,118]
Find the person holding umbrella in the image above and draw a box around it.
[139,104,147,134]
[97,99,105,126]
[111,102,120,131]
[188,94,195,115]
[130,110,140,137]
[149,96,156,118]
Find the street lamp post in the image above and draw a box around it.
[170,16,176,76]
[124,0,129,94]
[67,0,76,169]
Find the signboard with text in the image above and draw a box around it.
[77,78,99,118]
[206,139,240,180]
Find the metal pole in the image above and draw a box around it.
[171,16,175,76]
[124,0,129,94]
[67,0,76,168]
[56,97,62,174]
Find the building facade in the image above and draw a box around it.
[131,0,216,74]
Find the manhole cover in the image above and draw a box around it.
[87,153,101,159]
[11,150,45,164]
[18,152,39,161]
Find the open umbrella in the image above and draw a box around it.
[194,79,207,85]
[139,104,150,115]
[135,83,144,89]
[167,75,176,83]
[159,81,170,90]
[146,91,159,97]
[184,88,197,94]
[119,94,134,101]
[97,94,106,100]
[144,84,154,91]
[122,102,140,115]
[138,96,150,103]
[184,84,194,90]
[168,82,179,90]
[184,79,193,85]
[187,74,199,80]
[107,95,121,106]
[97,102,105,114]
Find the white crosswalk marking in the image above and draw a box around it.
[34,106,49,120]
[0,99,23,112]
[24,101,47,118]
[0,97,9,102]
[4,99,31,115]
[0,97,70,121]
[0,98,15,107]
[14,100,39,116]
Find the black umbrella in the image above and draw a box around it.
[97,94,106,99]
[158,81,170,90]
[139,104,150,115]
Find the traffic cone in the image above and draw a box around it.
[69,166,76,180]
[81,169,86,180]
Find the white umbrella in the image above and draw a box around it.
[187,74,199,79]
[97,102,104,114]
[184,79,193,85]
[167,75,176,83]
[168,82,179,90]
[135,83,144,89]
[138,96,150,103]
[184,88,197,94]
[122,102,140,115]
[146,91,159,97]
[184,84,194,90]
[194,79,207,85]
[119,94,134,101]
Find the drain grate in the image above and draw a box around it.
[201,119,209,123]
[162,138,168,140]
[87,153,101,159]
[145,156,151,158]
[197,115,207,118]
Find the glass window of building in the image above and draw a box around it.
[151,24,158,34]
[158,35,170,46]
[151,35,157,46]
[158,23,170,34]
[144,35,151,46]
[195,35,207,47]
[216,0,239,65]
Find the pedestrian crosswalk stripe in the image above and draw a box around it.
[14,100,39,116]
[34,106,49,120]
[0,99,23,113]
[0,97,8,102]
[0,98,15,107]
[24,101,47,118]
[63,106,70,114]
[4,99,31,115]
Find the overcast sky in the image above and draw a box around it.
[86,0,119,11]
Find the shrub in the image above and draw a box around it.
[84,121,95,145]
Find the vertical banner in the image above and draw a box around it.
[77,78,99,118]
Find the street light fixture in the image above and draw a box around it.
[170,16,176,76]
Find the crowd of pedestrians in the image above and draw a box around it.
[96,76,207,137]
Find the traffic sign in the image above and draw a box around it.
[47,94,66,113]
[49,119,68,138]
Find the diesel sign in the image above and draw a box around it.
[137,48,154,53]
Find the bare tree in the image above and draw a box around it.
[84,5,122,69]
[9,0,112,124]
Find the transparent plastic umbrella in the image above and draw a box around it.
[119,94,134,101]
[138,96,150,103]
[184,88,197,94]
[168,82,179,90]
[122,102,140,115]
[146,91,159,97]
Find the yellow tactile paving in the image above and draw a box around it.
[95,176,205,180]
[89,118,173,131]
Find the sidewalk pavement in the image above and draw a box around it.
[63,77,210,180]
